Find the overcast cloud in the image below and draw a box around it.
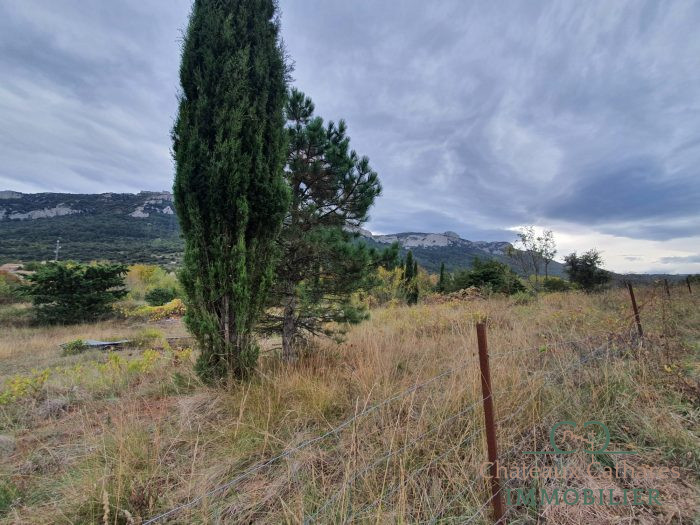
[1,1,698,273]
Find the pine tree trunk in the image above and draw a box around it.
[282,293,297,361]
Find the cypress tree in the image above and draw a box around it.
[402,251,419,304]
[403,251,415,282]
[173,0,289,380]
[437,262,446,293]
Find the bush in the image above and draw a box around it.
[0,272,23,305]
[564,250,611,292]
[62,339,90,356]
[120,298,186,322]
[131,328,165,348]
[449,258,525,295]
[511,291,536,305]
[542,276,572,292]
[126,264,180,301]
[145,287,179,306]
[26,262,127,324]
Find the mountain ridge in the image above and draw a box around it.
[1,190,562,275]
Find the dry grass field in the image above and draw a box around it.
[0,286,698,524]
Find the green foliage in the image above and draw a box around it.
[126,264,180,300]
[118,298,185,322]
[261,88,382,357]
[437,262,448,293]
[0,193,181,266]
[449,258,525,295]
[145,287,179,306]
[564,250,611,292]
[403,251,415,282]
[0,272,23,305]
[511,290,536,305]
[0,478,18,516]
[131,328,165,349]
[173,0,289,379]
[507,227,557,285]
[401,251,419,304]
[542,276,572,292]
[62,339,90,356]
[26,262,127,324]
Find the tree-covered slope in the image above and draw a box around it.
[1,191,566,275]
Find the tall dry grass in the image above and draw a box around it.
[0,285,698,523]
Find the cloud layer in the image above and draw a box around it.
[1,1,698,273]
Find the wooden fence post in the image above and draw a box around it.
[664,279,671,298]
[476,323,505,523]
[626,282,643,338]
[687,276,692,295]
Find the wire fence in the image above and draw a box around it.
[143,283,671,524]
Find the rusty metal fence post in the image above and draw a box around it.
[626,282,643,338]
[476,322,505,524]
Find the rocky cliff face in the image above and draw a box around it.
[0,190,564,276]
[0,191,174,221]
[367,231,512,255]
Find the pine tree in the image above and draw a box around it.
[172,0,289,380]
[262,89,382,359]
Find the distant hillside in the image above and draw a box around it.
[354,229,566,276]
[0,190,558,275]
[0,191,181,265]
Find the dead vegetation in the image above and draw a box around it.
[0,285,698,523]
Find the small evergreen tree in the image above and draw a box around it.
[402,250,419,304]
[403,251,415,282]
[26,262,127,324]
[437,262,447,293]
[263,89,382,359]
[173,0,290,379]
[564,250,611,292]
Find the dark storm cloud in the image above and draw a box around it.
[0,1,190,192]
[1,0,699,248]
[659,254,700,264]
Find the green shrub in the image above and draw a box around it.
[511,291,536,305]
[145,286,179,306]
[0,273,23,305]
[19,261,43,272]
[126,264,180,301]
[449,258,525,295]
[62,339,90,356]
[131,328,165,348]
[542,276,572,292]
[564,250,611,292]
[26,262,127,324]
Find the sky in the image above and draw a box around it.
[0,1,698,274]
